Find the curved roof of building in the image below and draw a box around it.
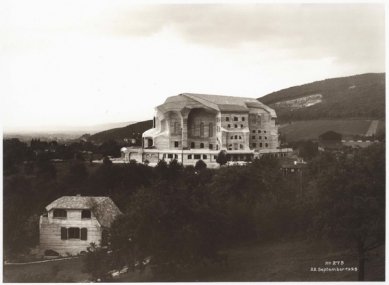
[45,196,122,228]
[157,93,276,118]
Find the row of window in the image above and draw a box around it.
[187,154,217,160]
[189,123,214,138]
[190,142,217,150]
[252,130,266,134]
[252,143,269,148]
[225,116,246,122]
[227,124,244,129]
[230,135,242,140]
[60,227,88,240]
[53,209,91,219]
[251,136,268,140]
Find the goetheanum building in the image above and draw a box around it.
[122,93,289,167]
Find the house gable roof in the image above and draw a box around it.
[46,196,122,228]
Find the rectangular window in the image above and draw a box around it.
[226,117,230,121]
[209,144,213,150]
[194,154,201,159]
[252,136,255,139]
[241,124,243,128]
[234,117,238,121]
[214,155,217,159]
[168,154,173,159]
[234,124,238,128]
[81,228,88,241]
[227,124,231,128]
[68,227,80,239]
[174,154,178,159]
[61,227,67,240]
[203,155,207,159]
[242,117,245,121]
[252,130,256,133]
[81,210,91,219]
[174,141,179,147]
[259,136,262,139]
[188,154,192,159]
[260,143,263,147]
[252,143,257,148]
[53,209,67,219]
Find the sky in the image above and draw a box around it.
[0,1,386,133]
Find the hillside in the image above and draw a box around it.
[259,73,385,122]
[88,120,153,144]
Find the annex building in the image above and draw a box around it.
[122,93,290,166]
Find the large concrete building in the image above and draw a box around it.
[122,93,289,166]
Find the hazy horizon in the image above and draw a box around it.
[1,2,385,133]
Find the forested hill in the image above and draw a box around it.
[258,73,385,122]
[88,120,153,144]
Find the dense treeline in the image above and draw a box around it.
[3,139,384,281]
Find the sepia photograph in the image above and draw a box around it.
[1,1,386,282]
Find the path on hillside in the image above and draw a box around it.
[365,120,379,136]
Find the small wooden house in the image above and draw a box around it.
[39,195,122,256]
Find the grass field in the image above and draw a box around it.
[279,119,381,142]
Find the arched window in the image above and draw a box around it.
[209,123,213,137]
[200,122,204,137]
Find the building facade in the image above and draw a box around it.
[122,93,286,166]
[39,196,122,256]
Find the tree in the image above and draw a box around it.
[312,144,385,281]
[216,150,228,166]
[194,159,207,171]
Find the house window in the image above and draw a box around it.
[260,143,263,147]
[240,144,243,149]
[174,141,179,148]
[168,154,173,159]
[61,227,67,240]
[209,123,213,137]
[252,143,257,148]
[226,117,230,121]
[259,136,262,139]
[200,122,204,137]
[174,154,178,159]
[194,154,201,159]
[234,124,238,128]
[200,143,204,148]
[230,136,234,139]
[252,136,256,139]
[258,130,261,133]
[234,135,238,139]
[252,130,256,133]
[81,210,91,219]
[81,228,88,241]
[242,117,245,121]
[191,142,195,148]
[228,124,231,128]
[241,124,243,128]
[265,143,268,147]
[188,154,192,159]
[174,122,179,134]
[265,136,267,140]
[203,155,207,159]
[264,130,267,133]
[209,144,213,150]
[216,145,219,150]
[68,227,80,239]
[53,209,67,219]
[239,136,242,139]
[234,117,238,121]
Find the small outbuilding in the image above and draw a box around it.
[39,195,122,256]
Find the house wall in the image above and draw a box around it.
[39,209,102,256]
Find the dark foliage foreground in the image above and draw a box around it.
[3,142,385,281]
